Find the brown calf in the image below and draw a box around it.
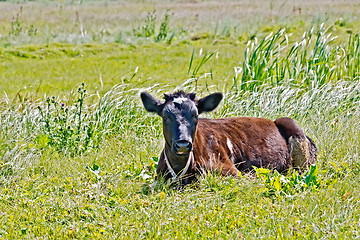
[141,91,317,184]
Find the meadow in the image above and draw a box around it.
[0,0,360,238]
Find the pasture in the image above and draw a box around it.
[0,0,359,238]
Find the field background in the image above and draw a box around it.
[0,0,360,239]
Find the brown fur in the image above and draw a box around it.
[157,116,317,182]
[141,91,317,183]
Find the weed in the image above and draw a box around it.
[155,10,171,42]
[36,83,97,155]
[255,165,322,198]
[8,7,38,37]
[133,10,156,38]
[9,7,23,36]
[187,49,216,90]
[132,10,173,43]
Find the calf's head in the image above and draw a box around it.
[141,91,222,155]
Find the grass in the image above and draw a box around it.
[0,41,245,98]
[1,0,360,239]
[1,80,359,238]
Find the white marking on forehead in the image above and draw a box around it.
[178,123,188,139]
[173,97,188,104]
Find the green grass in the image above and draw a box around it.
[1,0,360,239]
[1,80,359,238]
[0,41,245,99]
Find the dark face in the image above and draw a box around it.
[141,91,223,156]
[162,97,198,155]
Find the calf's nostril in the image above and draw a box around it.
[174,140,192,153]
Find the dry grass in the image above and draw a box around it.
[1,0,360,40]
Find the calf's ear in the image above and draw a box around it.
[197,92,223,114]
[140,92,163,116]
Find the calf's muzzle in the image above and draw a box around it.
[173,140,192,155]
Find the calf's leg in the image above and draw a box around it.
[274,117,317,172]
[221,164,240,177]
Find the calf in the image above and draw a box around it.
[141,91,317,184]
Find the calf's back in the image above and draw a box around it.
[193,117,290,173]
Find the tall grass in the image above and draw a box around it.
[234,24,360,90]
[0,83,162,177]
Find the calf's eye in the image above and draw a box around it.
[191,114,198,122]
